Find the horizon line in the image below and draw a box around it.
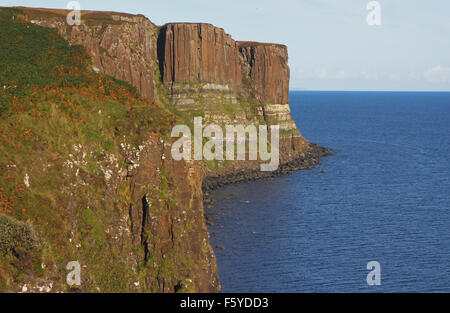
[289,89,450,93]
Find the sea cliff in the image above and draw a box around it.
[0,7,328,292]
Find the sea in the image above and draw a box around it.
[206,91,450,292]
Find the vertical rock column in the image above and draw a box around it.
[239,41,309,161]
[158,23,242,88]
[238,41,290,105]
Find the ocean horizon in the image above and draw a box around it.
[290,90,450,93]
[206,90,450,292]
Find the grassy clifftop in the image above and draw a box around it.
[0,7,182,292]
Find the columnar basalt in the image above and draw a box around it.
[238,42,290,105]
[158,23,242,88]
[23,9,300,135]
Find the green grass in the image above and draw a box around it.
[0,8,90,110]
[0,7,178,292]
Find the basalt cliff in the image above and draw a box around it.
[0,7,328,292]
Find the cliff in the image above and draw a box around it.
[155,21,323,187]
[20,8,160,101]
[238,41,290,105]
[158,23,242,88]
[0,7,329,292]
[0,7,219,293]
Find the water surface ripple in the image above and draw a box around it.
[206,91,450,292]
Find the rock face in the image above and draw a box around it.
[158,23,242,89]
[14,7,328,293]
[157,24,290,105]
[155,23,310,182]
[126,138,220,292]
[23,8,159,101]
[24,10,297,134]
[239,42,290,105]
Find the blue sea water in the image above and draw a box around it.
[206,91,450,292]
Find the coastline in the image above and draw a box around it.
[201,142,331,290]
[203,143,332,192]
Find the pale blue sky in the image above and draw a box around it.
[3,0,450,91]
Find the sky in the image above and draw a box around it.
[2,0,450,91]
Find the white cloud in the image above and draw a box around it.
[293,67,350,80]
[336,70,349,80]
[407,72,422,81]
[424,65,450,83]
[314,68,328,79]
[388,73,402,81]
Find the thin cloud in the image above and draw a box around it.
[424,66,450,83]
[360,70,382,81]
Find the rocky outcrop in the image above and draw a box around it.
[126,137,220,292]
[203,143,329,191]
[239,42,290,105]
[22,8,159,101]
[158,23,242,88]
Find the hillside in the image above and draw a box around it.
[0,7,218,292]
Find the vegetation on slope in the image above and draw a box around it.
[0,7,178,291]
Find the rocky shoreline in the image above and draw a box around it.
[202,143,332,192]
